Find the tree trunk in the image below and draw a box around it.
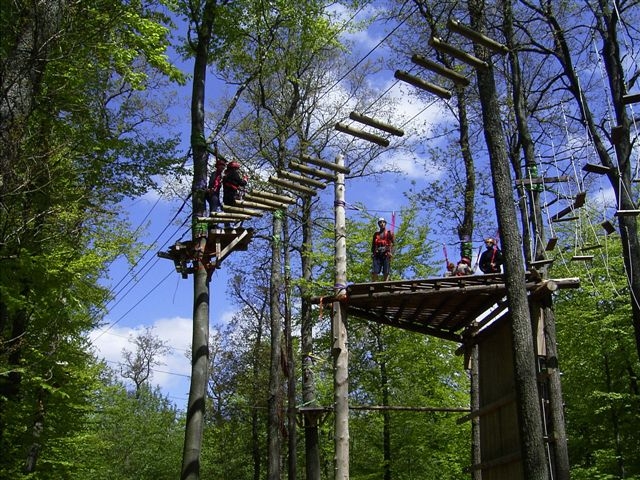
[374,328,392,480]
[470,343,481,480]
[542,303,570,480]
[301,198,322,480]
[268,210,284,480]
[283,217,297,480]
[468,1,549,478]
[540,0,640,362]
[181,4,215,479]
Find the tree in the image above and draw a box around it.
[121,327,171,398]
[0,1,183,476]
[553,217,639,479]
[517,0,640,361]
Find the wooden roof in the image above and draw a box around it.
[314,274,579,343]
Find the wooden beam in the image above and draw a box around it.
[300,154,351,174]
[601,220,616,235]
[277,170,326,189]
[268,176,317,196]
[529,259,554,268]
[235,199,278,210]
[349,111,404,136]
[411,54,470,86]
[550,191,586,221]
[334,122,390,147]
[429,37,489,70]
[247,189,296,204]
[290,161,337,181]
[570,255,594,261]
[241,196,288,209]
[222,205,263,217]
[394,70,452,99]
[582,163,611,174]
[615,209,640,217]
[622,92,640,104]
[447,19,509,54]
[515,175,569,186]
[198,213,252,221]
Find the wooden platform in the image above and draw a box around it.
[312,274,579,342]
[158,227,254,277]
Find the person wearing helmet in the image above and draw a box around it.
[222,160,247,207]
[206,157,227,214]
[454,256,473,276]
[371,217,394,281]
[479,237,503,274]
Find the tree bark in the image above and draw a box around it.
[468,1,549,478]
[181,4,215,479]
[301,197,322,480]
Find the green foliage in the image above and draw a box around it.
[554,231,640,479]
[0,1,187,477]
[62,378,183,480]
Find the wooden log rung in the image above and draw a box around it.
[580,244,603,252]
[601,220,616,235]
[583,163,611,174]
[241,196,288,209]
[335,122,390,147]
[410,54,470,86]
[529,259,554,268]
[247,189,296,204]
[199,213,252,221]
[545,238,558,251]
[235,200,278,211]
[300,154,351,174]
[446,19,509,54]
[277,170,326,189]
[571,255,594,261]
[349,111,404,136]
[222,205,263,216]
[429,37,489,70]
[622,92,640,104]
[394,70,452,99]
[515,175,569,186]
[290,161,337,181]
[268,176,317,196]
[615,209,640,217]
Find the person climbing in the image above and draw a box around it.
[206,156,226,214]
[371,217,394,282]
[222,161,247,208]
[479,237,503,274]
[454,256,473,276]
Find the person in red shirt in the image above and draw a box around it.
[371,218,394,281]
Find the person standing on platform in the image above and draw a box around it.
[371,217,394,281]
[206,156,226,214]
[222,161,247,208]
[479,237,503,274]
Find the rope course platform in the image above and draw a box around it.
[158,227,254,278]
[311,273,580,343]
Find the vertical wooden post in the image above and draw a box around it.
[332,153,349,480]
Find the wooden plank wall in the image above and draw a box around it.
[477,317,524,479]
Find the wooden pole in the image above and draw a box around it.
[332,153,349,480]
